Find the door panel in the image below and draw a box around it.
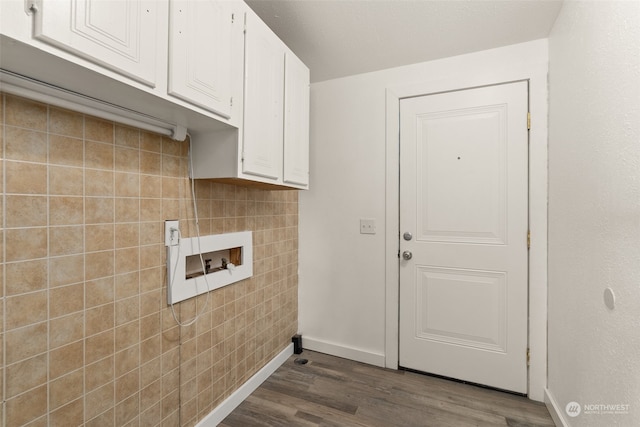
[418,106,507,245]
[283,51,310,187]
[34,0,159,87]
[242,11,284,181]
[416,266,507,352]
[168,0,236,118]
[399,82,528,393]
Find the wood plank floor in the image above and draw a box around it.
[221,350,555,427]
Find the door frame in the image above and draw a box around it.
[384,63,548,401]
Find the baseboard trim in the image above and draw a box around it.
[544,388,569,427]
[302,336,386,367]
[196,343,293,426]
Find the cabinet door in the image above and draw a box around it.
[283,51,310,187]
[242,11,285,181]
[168,0,239,119]
[33,0,159,87]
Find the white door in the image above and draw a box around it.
[399,82,529,393]
[33,0,160,87]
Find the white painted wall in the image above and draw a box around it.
[299,40,549,399]
[546,1,640,426]
[299,67,388,366]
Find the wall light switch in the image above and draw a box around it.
[360,219,376,235]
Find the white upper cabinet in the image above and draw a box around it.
[238,9,310,188]
[189,7,310,189]
[33,0,160,87]
[283,50,310,187]
[168,0,243,120]
[1,0,309,189]
[242,10,286,181]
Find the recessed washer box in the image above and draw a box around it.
[166,231,253,304]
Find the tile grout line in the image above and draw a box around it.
[137,128,142,427]
[45,103,51,426]
[2,93,6,427]
[110,121,116,426]
[81,112,88,426]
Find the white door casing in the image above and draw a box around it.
[399,82,529,393]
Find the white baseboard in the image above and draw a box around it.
[196,343,293,427]
[545,388,569,427]
[302,336,386,367]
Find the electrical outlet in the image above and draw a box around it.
[360,219,376,235]
[165,220,180,246]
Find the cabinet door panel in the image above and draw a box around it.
[168,0,235,118]
[242,11,284,181]
[34,0,159,87]
[283,51,310,187]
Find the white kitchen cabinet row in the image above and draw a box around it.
[0,0,309,189]
[188,8,309,188]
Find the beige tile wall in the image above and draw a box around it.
[0,93,299,426]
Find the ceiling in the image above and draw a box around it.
[245,0,563,83]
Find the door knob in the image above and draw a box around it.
[402,251,412,260]
[403,232,413,241]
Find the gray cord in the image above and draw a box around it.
[167,136,212,327]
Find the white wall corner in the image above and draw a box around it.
[545,388,570,427]
[546,3,640,424]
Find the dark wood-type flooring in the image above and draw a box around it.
[221,350,555,426]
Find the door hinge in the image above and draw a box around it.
[230,97,233,107]
[231,13,235,24]
[526,348,531,366]
[527,112,531,130]
[527,230,531,249]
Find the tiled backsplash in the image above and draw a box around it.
[0,93,298,426]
